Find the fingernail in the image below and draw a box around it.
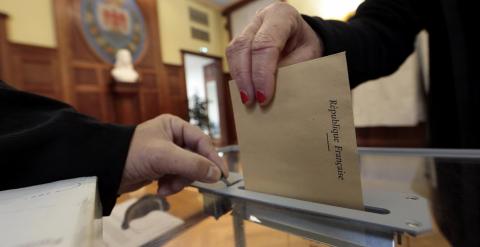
[206,166,221,181]
[256,90,266,104]
[240,90,249,104]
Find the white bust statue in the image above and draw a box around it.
[111,49,139,83]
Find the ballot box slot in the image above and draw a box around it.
[236,185,391,215]
[364,206,390,215]
[193,173,432,236]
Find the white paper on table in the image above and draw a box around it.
[0,177,101,247]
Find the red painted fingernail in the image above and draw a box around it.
[256,90,266,104]
[240,90,249,104]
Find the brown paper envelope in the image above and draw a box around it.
[229,52,364,210]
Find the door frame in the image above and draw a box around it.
[181,50,234,146]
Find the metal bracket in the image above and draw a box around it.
[192,172,432,247]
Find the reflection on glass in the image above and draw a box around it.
[206,80,220,139]
[184,53,222,141]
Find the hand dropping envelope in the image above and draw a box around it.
[229,52,363,210]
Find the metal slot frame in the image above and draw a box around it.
[192,172,432,247]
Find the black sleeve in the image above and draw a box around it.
[302,0,424,87]
[0,81,135,215]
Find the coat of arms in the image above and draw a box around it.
[80,0,147,64]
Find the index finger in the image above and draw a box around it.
[226,16,262,105]
[170,116,229,178]
[251,6,300,106]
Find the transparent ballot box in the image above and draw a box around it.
[189,146,480,247]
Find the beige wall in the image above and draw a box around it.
[0,0,56,47]
[157,0,230,70]
[287,0,363,20]
[0,0,230,70]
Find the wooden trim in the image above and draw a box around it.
[138,0,171,114]
[356,123,427,147]
[7,42,62,100]
[53,0,74,103]
[0,12,12,82]
[9,42,57,53]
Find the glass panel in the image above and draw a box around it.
[205,80,221,139]
[184,53,223,141]
[166,147,479,246]
[214,147,480,246]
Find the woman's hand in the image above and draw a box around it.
[226,2,323,106]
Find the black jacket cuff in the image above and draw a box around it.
[95,124,136,215]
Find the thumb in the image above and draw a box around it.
[154,143,222,183]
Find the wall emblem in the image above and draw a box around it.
[80,0,147,64]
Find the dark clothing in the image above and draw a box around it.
[304,0,479,245]
[303,0,477,148]
[0,81,135,215]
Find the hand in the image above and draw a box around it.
[226,2,324,106]
[119,114,228,196]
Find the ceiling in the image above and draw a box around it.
[194,0,243,11]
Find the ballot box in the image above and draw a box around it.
[3,148,477,247]
[189,146,480,247]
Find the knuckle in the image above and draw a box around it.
[159,113,174,121]
[252,33,279,52]
[227,35,251,57]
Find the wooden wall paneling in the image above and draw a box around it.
[69,0,104,64]
[52,0,171,124]
[97,66,115,122]
[164,64,189,120]
[72,1,114,122]
[9,43,62,100]
[70,23,103,63]
[75,91,105,120]
[111,83,141,124]
[139,89,161,121]
[53,0,75,104]
[53,0,113,122]
[137,70,160,121]
[137,0,171,115]
[135,39,155,70]
[73,67,98,85]
[139,70,157,89]
[0,12,12,83]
